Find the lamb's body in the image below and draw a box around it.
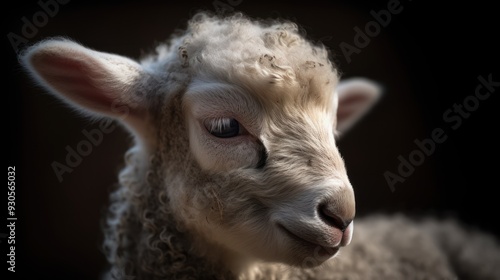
[20,12,500,280]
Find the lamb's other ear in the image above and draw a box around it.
[19,38,149,123]
[335,78,381,135]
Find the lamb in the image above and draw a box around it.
[19,12,500,280]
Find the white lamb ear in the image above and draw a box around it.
[19,39,148,123]
[335,78,382,135]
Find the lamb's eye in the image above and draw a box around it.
[204,117,240,138]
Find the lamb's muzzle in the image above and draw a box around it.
[318,204,352,232]
[318,199,354,246]
[272,179,355,259]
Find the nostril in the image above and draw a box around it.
[318,204,352,232]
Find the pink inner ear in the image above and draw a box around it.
[31,52,117,112]
[337,93,370,121]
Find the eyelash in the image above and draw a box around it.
[203,117,242,138]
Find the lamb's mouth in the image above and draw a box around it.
[277,224,340,257]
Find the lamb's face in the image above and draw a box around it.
[160,16,382,267]
[176,76,379,266]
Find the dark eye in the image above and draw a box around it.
[204,117,240,138]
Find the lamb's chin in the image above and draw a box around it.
[244,237,339,267]
[258,248,338,268]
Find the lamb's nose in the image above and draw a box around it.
[317,186,355,232]
[318,203,353,231]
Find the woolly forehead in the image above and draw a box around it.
[181,16,339,113]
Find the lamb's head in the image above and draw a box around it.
[20,13,380,270]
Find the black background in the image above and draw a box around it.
[4,0,499,279]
